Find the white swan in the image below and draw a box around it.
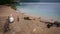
[9,14,14,23]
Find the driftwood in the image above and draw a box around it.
[54,21,60,27]
[24,17,31,20]
[47,23,53,28]
[46,21,60,28]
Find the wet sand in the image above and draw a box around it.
[0,5,60,34]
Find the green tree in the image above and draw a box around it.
[0,0,17,10]
[0,0,15,5]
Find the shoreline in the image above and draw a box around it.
[0,5,60,22]
[0,5,60,34]
[16,10,60,22]
[17,8,60,22]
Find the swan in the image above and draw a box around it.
[8,14,14,23]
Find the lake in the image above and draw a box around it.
[17,3,60,21]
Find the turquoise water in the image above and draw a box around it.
[17,3,60,21]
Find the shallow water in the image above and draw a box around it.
[17,3,60,21]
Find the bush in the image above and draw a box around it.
[0,0,17,10]
[0,0,14,5]
[11,5,17,10]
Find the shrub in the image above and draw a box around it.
[11,5,17,10]
[0,0,17,10]
[0,0,14,5]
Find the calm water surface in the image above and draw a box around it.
[17,3,60,21]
